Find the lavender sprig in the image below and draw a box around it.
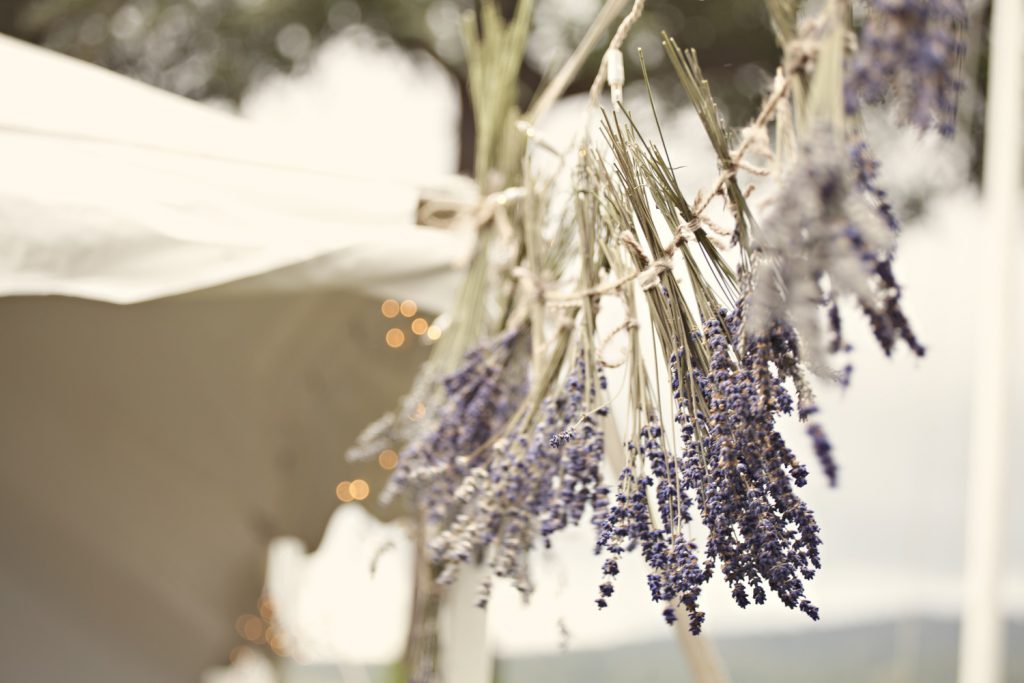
[595,309,834,634]
[384,328,529,520]
[749,129,924,366]
[422,348,610,598]
[596,420,706,633]
[685,313,825,626]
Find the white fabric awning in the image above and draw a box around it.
[0,34,471,682]
[0,34,470,309]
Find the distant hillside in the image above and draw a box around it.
[286,619,1023,682]
[494,619,1024,683]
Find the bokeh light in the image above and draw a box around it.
[269,633,287,656]
[349,479,370,501]
[257,595,273,621]
[427,325,443,341]
[385,328,405,348]
[378,449,398,470]
[399,299,418,317]
[380,299,400,318]
[238,615,264,642]
[336,481,353,502]
[410,317,429,335]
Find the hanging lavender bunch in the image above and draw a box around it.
[543,353,611,543]
[749,128,924,366]
[596,418,706,632]
[688,314,825,621]
[424,348,610,597]
[846,0,967,135]
[383,328,530,520]
[595,309,834,634]
[340,0,962,645]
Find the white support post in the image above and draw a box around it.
[957,0,1022,681]
[439,566,491,683]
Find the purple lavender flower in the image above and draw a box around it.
[850,141,899,233]
[750,129,924,364]
[549,430,575,448]
[383,328,529,522]
[596,420,706,634]
[683,314,825,624]
[806,420,838,487]
[541,355,609,538]
[846,0,967,135]
[597,308,839,633]
[422,348,611,599]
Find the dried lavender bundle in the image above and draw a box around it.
[416,162,614,600]
[346,0,959,647]
[344,4,538,680]
[426,344,611,599]
[346,0,535,470]
[676,313,825,630]
[384,328,530,511]
[747,128,925,367]
[590,115,837,631]
[583,0,936,632]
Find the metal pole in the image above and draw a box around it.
[957,0,1022,680]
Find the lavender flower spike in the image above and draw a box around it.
[749,128,923,364]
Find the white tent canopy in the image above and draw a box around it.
[0,34,468,683]
[0,34,470,309]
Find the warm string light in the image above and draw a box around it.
[380,299,446,346]
[399,299,418,317]
[336,479,370,502]
[265,626,288,657]
[378,449,399,470]
[233,594,294,659]
[257,594,273,621]
[385,328,405,348]
[235,614,264,643]
[349,479,370,500]
[336,480,354,502]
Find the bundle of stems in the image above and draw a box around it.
[347,3,536,681]
[350,0,962,654]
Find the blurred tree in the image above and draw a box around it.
[1,0,780,172]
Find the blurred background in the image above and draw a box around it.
[0,0,993,175]
[0,1,1020,682]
